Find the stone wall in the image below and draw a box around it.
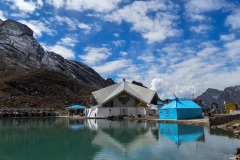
[209,114,240,126]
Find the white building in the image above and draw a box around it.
[85,81,157,118]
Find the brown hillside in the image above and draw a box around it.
[0,69,96,110]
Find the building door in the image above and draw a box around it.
[120,108,128,116]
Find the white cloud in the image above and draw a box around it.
[46,0,121,12]
[220,34,235,41]
[57,36,78,47]
[185,0,226,13]
[46,0,64,9]
[79,47,112,65]
[137,52,155,63]
[196,46,219,58]
[55,16,91,33]
[190,25,212,34]
[5,0,43,13]
[224,39,240,59]
[113,40,239,99]
[119,51,127,57]
[184,0,229,22]
[115,64,143,83]
[18,20,55,38]
[113,33,120,38]
[93,59,130,76]
[103,1,180,43]
[10,12,30,18]
[112,40,125,47]
[187,14,207,22]
[55,16,78,30]
[43,44,75,59]
[0,10,7,20]
[225,9,240,30]
[78,23,91,34]
[154,43,239,99]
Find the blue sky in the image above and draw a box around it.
[0,0,240,99]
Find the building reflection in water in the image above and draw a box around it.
[86,119,158,159]
[159,123,205,146]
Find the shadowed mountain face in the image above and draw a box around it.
[0,19,112,88]
[0,19,114,108]
[196,86,240,110]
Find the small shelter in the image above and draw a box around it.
[159,98,203,120]
[65,104,86,116]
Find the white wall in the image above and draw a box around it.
[86,107,146,118]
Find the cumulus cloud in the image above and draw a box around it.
[5,0,43,13]
[137,52,155,63]
[79,47,112,65]
[42,44,75,59]
[224,39,240,59]
[93,59,130,76]
[185,0,226,13]
[113,33,120,38]
[119,51,127,57]
[103,1,180,43]
[78,23,91,34]
[148,40,240,99]
[55,16,79,30]
[0,10,7,20]
[46,0,64,9]
[225,9,240,30]
[220,34,235,41]
[112,40,125,47]
[18,20,55,38]
[190,25,212,34]
[57,36,78,47]
[185,0,228,21]
[55,16,91,33]
[46,0,121,12]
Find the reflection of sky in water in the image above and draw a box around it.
[90,120,240,160]
[0,119,240,160]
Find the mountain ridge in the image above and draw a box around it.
[196,85,240,110]
[0,19,112,88]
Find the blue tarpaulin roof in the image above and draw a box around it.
[66,105,86,109]
[157,101,163,105]
[160,98,201,109]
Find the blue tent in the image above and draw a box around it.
[65,105,86,110]
[159,123,204,145]
[157,101,163,105]
[159,98,203,120]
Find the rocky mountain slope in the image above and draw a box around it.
[196,85,240,110]
[0,19,114,109]
[0,19,111,88]
[0,70,96,109]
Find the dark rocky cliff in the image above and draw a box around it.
[196,85,240,110]
[0,19,112,88]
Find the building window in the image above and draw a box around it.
[118,94,130,105]
[103,100,113,107]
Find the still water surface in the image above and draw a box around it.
[0,118,239,160]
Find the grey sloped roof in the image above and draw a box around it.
[92,81,156,105]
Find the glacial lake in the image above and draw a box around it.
[0,118,239,160]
